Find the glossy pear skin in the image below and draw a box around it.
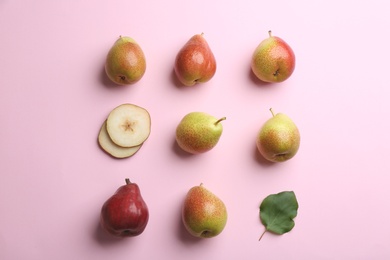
[174,34,217,86]
[176,112,225,154]
[100,179,149,237]
[182,184,227,238]
[105,36,146,85]
[256,110,300,162]
[251,31,295,83]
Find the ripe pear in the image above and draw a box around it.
[100,178,149,237]
[182,184,227,238]
[251,31,295,83]
[176,112,226,154]
[105,36,146,85]
[174,33,217,86]
[256,108,300,162]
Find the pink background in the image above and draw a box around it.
[1,0,389,259]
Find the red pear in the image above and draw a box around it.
[174,33,217,86]
[100,179,149,237]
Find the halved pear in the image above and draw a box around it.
[98,120,143,158]
[106,103,151,148]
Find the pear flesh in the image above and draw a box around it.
[97,103,151,159]
[106,103,151,148]
[251,31,295,83]
[174,33,217,86]
[98,120,143,159]
[175,112,226,154]
[256,109,300,162]
[105,36,146,85]
[182,184,228,238]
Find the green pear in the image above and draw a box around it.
[256,108,300,162]
[251,31,295,83]
[175,112,226,154]
[105,36,146,85]
[182,184,227,238]
[174,33,217,86]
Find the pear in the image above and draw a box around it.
[98,120,143,159]
[182,184,227,238]
[175,112,226,154]
[97,103,151,158]
[106,103,151,148]
[100,178,149,237]
[251,31,295,83]
[105,36,146,85]
[174,33,217,86]
[256,108,300,162]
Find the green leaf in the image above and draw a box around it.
[259,191,299,241]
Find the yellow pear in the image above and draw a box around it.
[105,36,146,85]
[251,31,295,83]
[176,112,226,154]
[182,184,227,238]
[256,108,300,162]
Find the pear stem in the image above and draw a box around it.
[259,230,267,241]
[125,178,131,185]
[215,117,227,125]
[269,108,275,117]
[268,30,272,37]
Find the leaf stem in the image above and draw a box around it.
[259,230,267,241]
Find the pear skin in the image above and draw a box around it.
[174,33,217,86]
[256,109,300,162]
[251,31,295,83]
[176,112,226,154]
[105,36,146,85]
[182,184,227,238]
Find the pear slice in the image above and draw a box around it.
[106,103,151,148]
[98,120,143,158]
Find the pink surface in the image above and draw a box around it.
[1,1,390,259]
